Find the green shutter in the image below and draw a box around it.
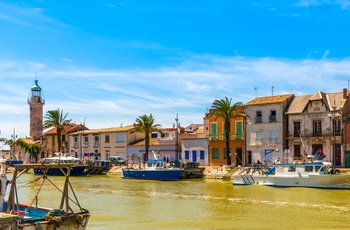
[236,121,242,140]
[211,123,217,140]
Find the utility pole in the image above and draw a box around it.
[175,114,180,161]
[11,128,17,160]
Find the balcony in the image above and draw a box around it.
[269,115,276,123]
[287,131,341,138]
[83,141,89,147]
[72,142,79,148]
[255,117,262,124]
[93,141,99,147]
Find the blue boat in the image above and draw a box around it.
[34,154,87,176]
[122,152,183,181]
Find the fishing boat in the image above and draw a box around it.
[0,158,90,229]
[34,153,87,176]
[233,156,350,189]
[122,151,184,181]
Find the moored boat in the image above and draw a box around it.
[122,151,184,181]
[0,158,90,229]
[34,153,87,176]
[233,157,350,189]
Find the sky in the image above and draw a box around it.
[0,0,350,141]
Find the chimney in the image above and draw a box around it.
[344,88,348,100]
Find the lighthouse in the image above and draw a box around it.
[27,79,45,141]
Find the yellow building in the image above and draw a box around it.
[204,107,245,166]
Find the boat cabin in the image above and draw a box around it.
[272,161,334,175]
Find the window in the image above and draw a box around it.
[288,166,296,172]
[269,131,277,145]
[236,121,242,140]
[73,136,78,147]
[184,150,190,160]
[269,110,276,122]
[83,136,88,147]
[211,123,217,140]
[293,122,300,137]
[212,148,219,160]
[93,135,99,146]
[305,166,313,172]
[200,150,205,160]
[151,133,158,138]
[105,134,110,143]
[62,135,66,142]
[256,111,262,123]
[313,121,322,137]
[116,134,125,142]
[255,131,262,145]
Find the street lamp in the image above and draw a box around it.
[328,106,340,169]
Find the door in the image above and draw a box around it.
[345,151,350,168]
[236,148,242,166]
[192,150,197,162]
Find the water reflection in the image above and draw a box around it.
[8,173,350,229]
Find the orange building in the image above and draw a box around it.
[204,107,245,166]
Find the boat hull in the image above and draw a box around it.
[122,168,184,181]
[34,165,87,176]
[2,202,90,230]
[233,174,350,189]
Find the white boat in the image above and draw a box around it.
[0,158,90,229]
[233,158,350,189]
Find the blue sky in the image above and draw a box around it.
[0,0,350,140]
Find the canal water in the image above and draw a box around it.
[10,173,350,229]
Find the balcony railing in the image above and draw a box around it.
[269,115,276,123]
[93,141,99,147]
[287,131,341,138]
[83,141,89,147]
[72,142,78,148]
[255,117,262,124]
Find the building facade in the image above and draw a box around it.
[69,124,143,161]
[204,107,245,166]
[286,90,349,167]
[244,94,294,165]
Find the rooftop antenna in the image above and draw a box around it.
[254,87,257,97]
[272,86,274,96]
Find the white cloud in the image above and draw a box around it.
[0,3,69,31]
[294,0,350,10]
[0,55,349,138]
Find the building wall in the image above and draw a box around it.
[245,102,289,165]
[181,138,209,166]
[205,107,245,166]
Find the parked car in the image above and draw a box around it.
[109,156,126,165]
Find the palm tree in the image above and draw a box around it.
[42,108,72,153]
[206,97,245,165]
[130,114,162,162]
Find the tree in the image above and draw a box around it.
[27,143,40,162]
[206,97,245,165]
[130,114,162,162]
[42,108,72,153]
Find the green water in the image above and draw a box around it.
[10,173,350,229]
